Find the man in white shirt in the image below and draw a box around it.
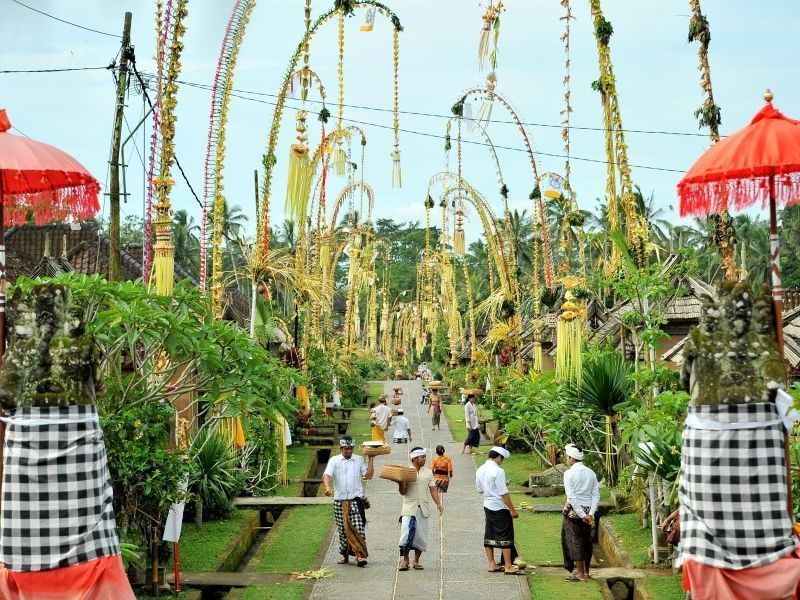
[562,443,600,581]
[392,409,411,443]
[461,395,480,454]
[475,446,524,575]
[323,436,375,567]
[397,447,443,571]
[372,396,391,443]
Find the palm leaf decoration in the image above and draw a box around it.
[565,351,632,484]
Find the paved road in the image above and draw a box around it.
[310,380,528,600]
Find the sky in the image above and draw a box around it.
[2,0,799,243]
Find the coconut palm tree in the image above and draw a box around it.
[497,209,533,274]
[172,209,200,278]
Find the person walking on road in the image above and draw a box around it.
[398,447,443,572]
[428,389,442,430]
[476,446,525,575]
[323,436,375,567]
[372,396,391,443]
[431,444,454,493]
[392,408,412,444]
[561,443,600,582]
[461,394,480,454]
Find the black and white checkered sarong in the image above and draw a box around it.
[1,405,120,571]
[677,402,797,569]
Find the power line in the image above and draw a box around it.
[0,65,113,74]
[10,0,120,38]
[177,79,686,174]
[171,76,713,139]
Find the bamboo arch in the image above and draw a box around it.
[254,1,402,279]
[452,87,555,291]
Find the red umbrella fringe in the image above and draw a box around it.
[678,171,800,217]
[0,182,101,226]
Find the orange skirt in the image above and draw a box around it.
[683,554,800,600]
[0,555,135,600]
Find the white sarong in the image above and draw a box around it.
[398,507,429,553]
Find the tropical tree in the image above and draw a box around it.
[173,209,200,278]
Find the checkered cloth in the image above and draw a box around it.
[1,405,121,572]
[677,402,798,570]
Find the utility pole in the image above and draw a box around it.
[109,12,132,281]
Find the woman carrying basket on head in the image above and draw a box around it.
[431,445,453,493]
[428,388,442,431]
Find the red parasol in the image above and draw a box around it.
[0,108,101,357]
[677,91,800,356]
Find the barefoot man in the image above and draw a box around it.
[323,436,375,567]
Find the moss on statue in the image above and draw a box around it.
[682,281,786,406]
[0,283,97,409]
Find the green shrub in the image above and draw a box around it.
[189,430,245,524]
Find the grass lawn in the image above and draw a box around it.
[366,380,385,403]
[257,505,331,573]
[346,407,373,442]
[175,509,256,572]
[502,452,546,487]
[528,487,613,506]
[275,445,317,497]
[605,513,658,568]
[240,584,306,600]
[638,574,685,600]
[527,574,606,599]
[443,403,495,444]
[511,494,564,566]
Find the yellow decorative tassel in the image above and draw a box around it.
[478,27,491,72]
[234,416,246,449]
[319,237,330,269]
[556,316,583,383]
[297,385,310,412]
[285,144,313,222]
[152,211,175,296]
[391,148,402,188]
[454,227,465,256]
[332,142,347,176]
[533,340,543,373]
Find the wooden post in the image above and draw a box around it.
[769,175,794,520]
[109,12,133,281]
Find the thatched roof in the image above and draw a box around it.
[589,255,713,349]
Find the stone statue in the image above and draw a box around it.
[682,282,786,405]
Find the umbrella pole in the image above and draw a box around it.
[769,175,794,520]
[0,198,4,509]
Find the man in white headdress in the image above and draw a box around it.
[323,436,375,567]
[397,447,443,571]
[562,443,600,582]
[475,446,525,575]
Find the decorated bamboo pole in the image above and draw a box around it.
[687,0,736,281]
[255,2,403,286]
[152,0,189,297]
[589,0,648,267]
[203,0,256,314]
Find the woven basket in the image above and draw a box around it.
[393,387,403,394]
[392,398,402,405]
[380,464,417,483]
[460,388,483,395]
[361,444,391,457]
[391,408,400,416]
